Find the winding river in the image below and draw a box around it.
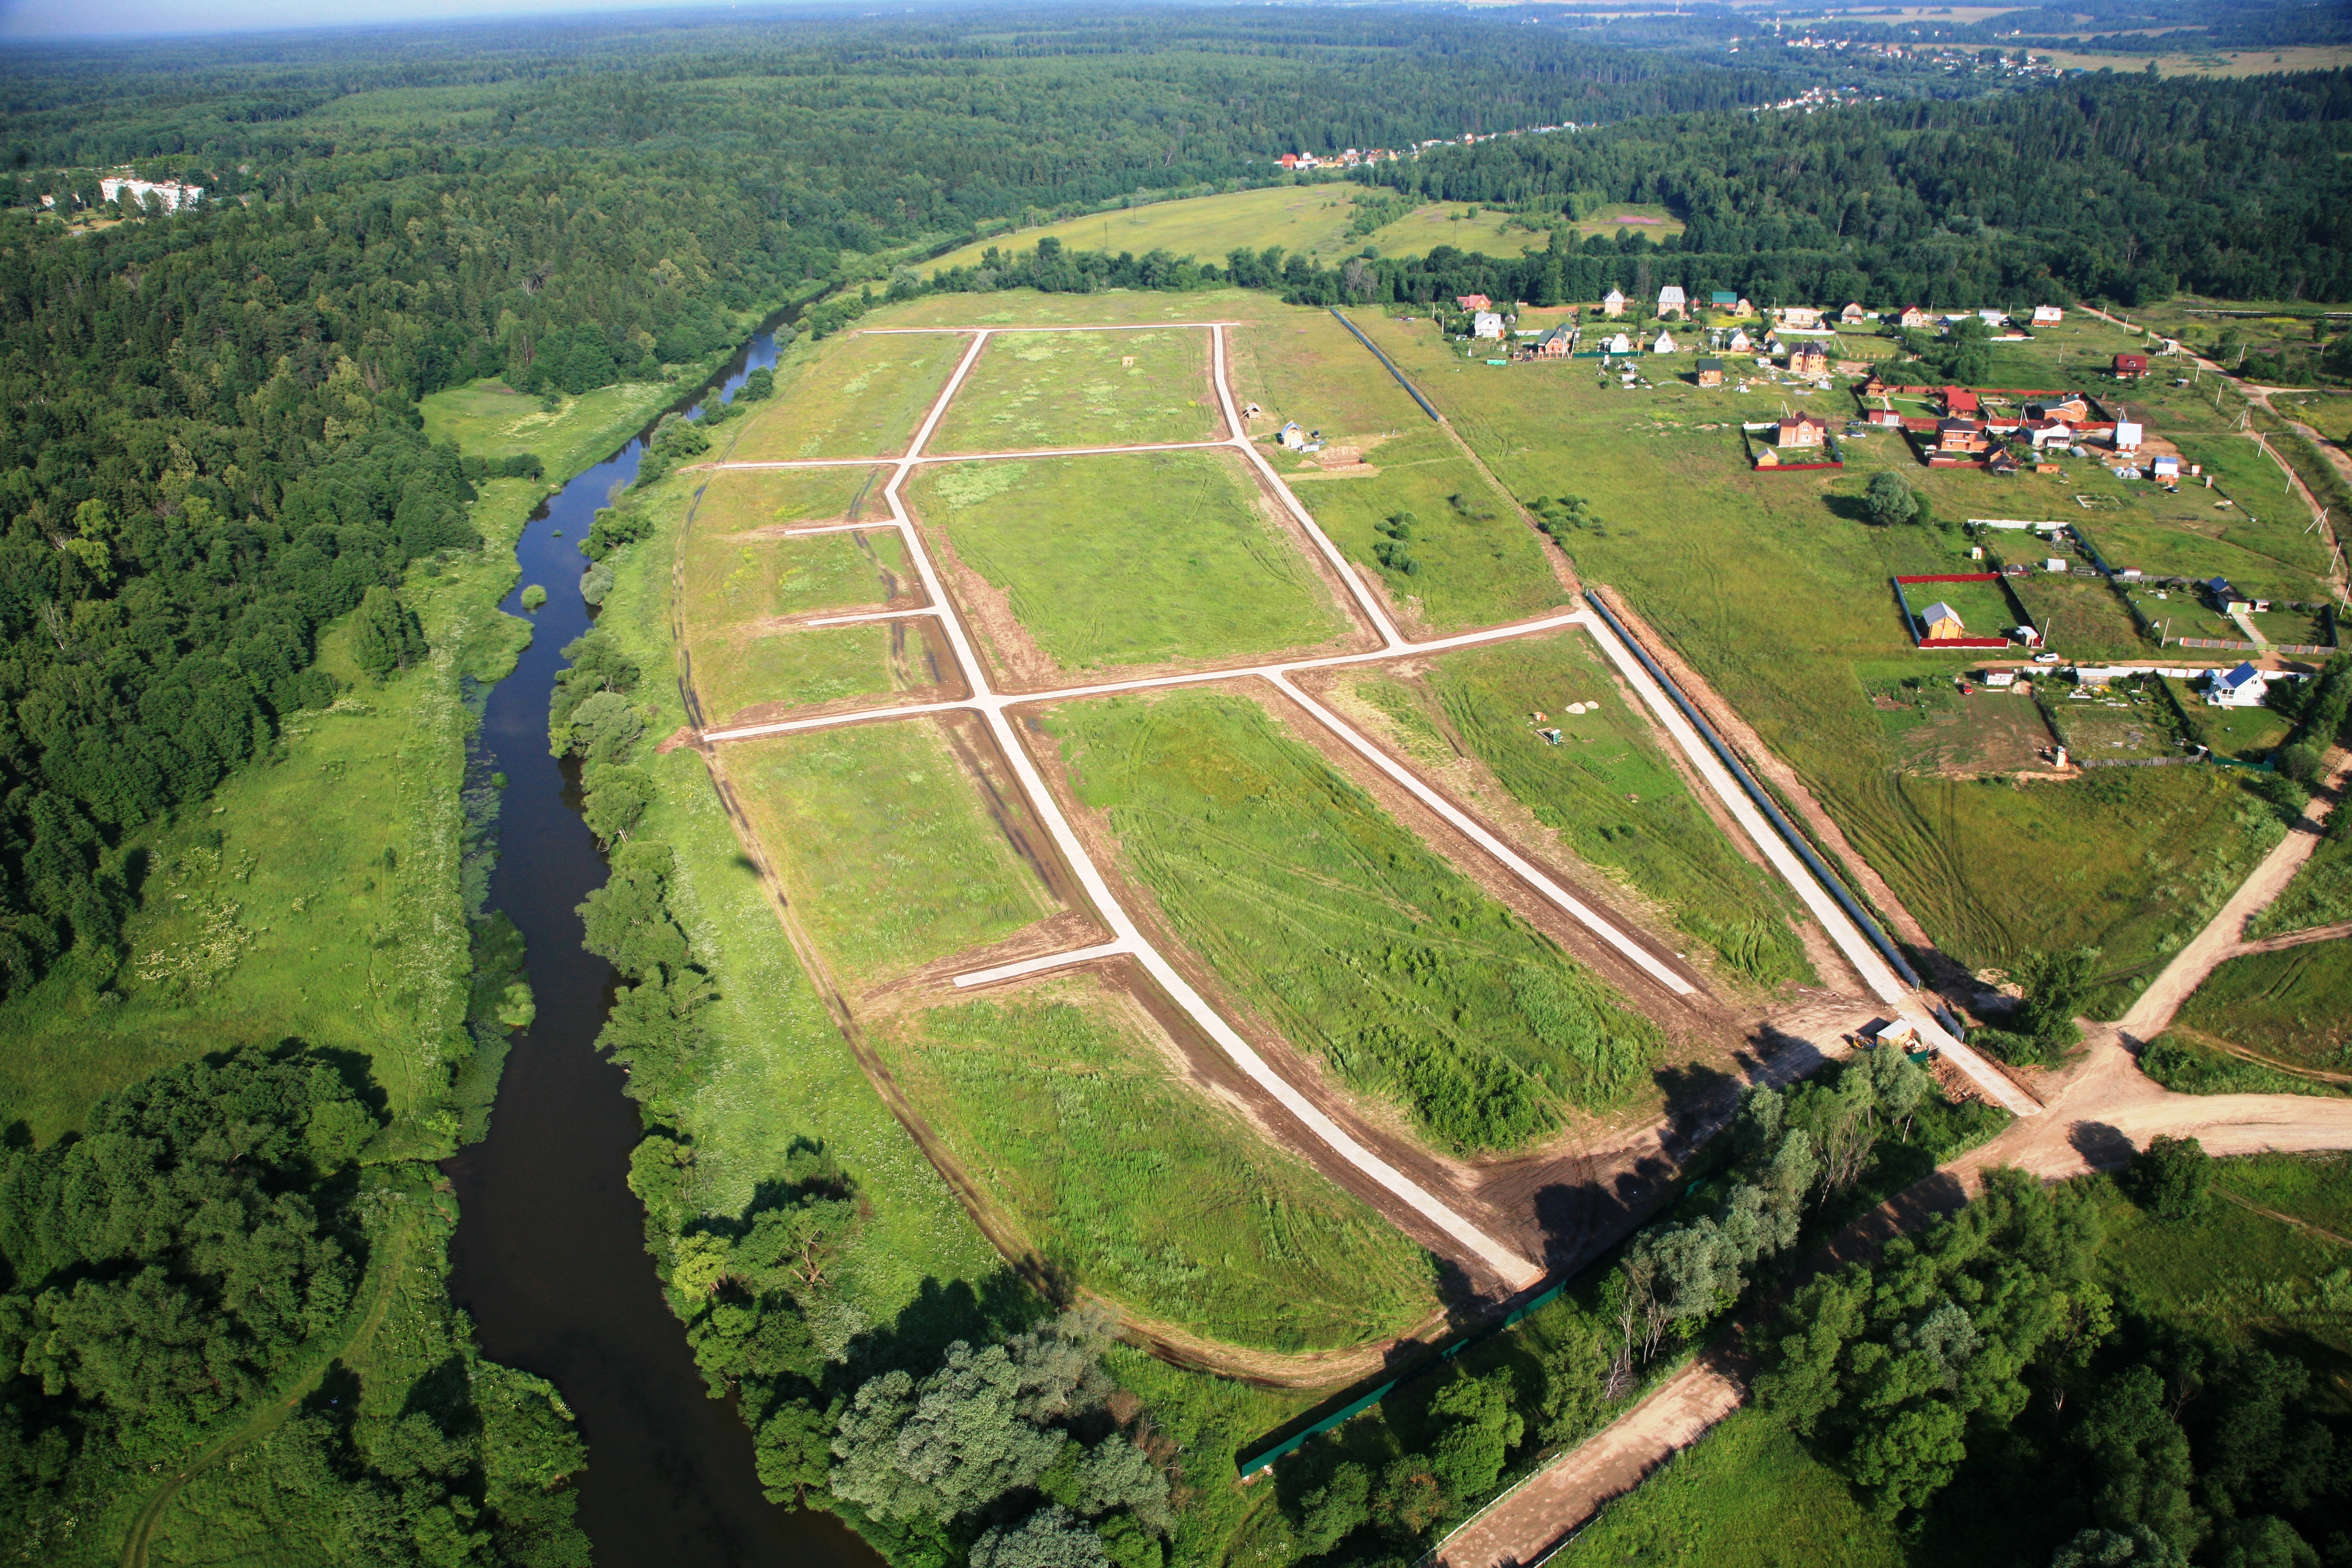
[443,327,884,1568]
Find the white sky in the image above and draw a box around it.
[0,0,742,40]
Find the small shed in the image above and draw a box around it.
[2033,305,2064,326]
[1277,422,1307,450]
[2152,453,2181,481]
[1918,601,1966,640]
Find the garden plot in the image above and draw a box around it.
[2050,681,2185,762]
[1324,632,1814,991]
[724,330,966,461]
[1286,426,1569,635]
[927,327,1219,453]
[690,617,960,728]
[905,448,1356,684]
[2082,515,2334,605]
[1044,688,1667,1157]
[2004,572,2148,660]
[1899,577,2019,645]
[726,715,1069,990]
[870,976,1442,1352]
[1875,680,2055,776]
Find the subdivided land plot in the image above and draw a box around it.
[2004,572,2149,661]
[1044,688,1667,1157]
[2046,677,2186,764]
[1872,675,2057,777]
[868,974,1443,1353]
[723,329,966,461]
[907,448,1356,683]
[1286,425,1570,635]
[725,715,1070,989]
[1325,631,1815,992]
[682,468,904,632]
[1227,306,1432,449]
[690,617,958,729]
[927,326,1220,453]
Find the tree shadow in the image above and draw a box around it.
[2070,1119,2138,1172]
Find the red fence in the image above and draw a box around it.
[1896,573,2001,584]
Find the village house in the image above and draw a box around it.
[1653,328,1677,354]
[1840,302,1868,325]
[2027,421,2074,450]
[1606,332,1634,354]
[2207,663,2273,709]
[1936,418,1987,453]
[1278,422,1308,450]
[1918,601,1968,640]
[2113,353,2150,379]
[1534,325,1575,358]
[1657,285,1687,318]
[1710,291,1739,311]
[1898,305,1930,329]
[1942,386,1980,416]
[1789,341,1830,376]
[1777,306,1823,330]
[1735,298,1754,316]
[1986,447,2020,475]
[1695,356,1725,387]
[1726,327,1753,353]
[1601,288,1627,318]
[1473,311,1504,340]
[2033,305,2064,326]
[1777,411,1829,449]
[1457,293,1492,312]
[2152,453,2181,482]
[2025,396,2089,422]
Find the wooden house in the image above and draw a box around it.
[1695,357,1725,387]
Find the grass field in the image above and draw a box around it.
[689,464,883,535]
[2253,830,2352,936]
[2031,44,2352,76]
[1285,426,1571,634]
[2174,939,2352,1075]
[1901,576,2017,645]
[2271,391,2352,444]
[907,449,1351,674]
[1335,632,1814,990]
[1047,689,1665,1154]
[690,619,923,725]
[2005,573,2149,659]
[724,329,965,461]
[422,376,680,479]
[683,518,908,629]
[928,324,1218,452]
[726,717,1062,987]
[920,186,1544,277]
[1336,307,2290,988]
[872,978,1441,1351]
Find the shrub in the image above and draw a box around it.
[2125,1134,2211,1220]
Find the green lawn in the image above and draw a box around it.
[1335,308,2291,990]
[2253,830,2352,936]
[1286,426,1571,635]
[929,325,1217,452]
[421,376,680,478]
[726,717,1063,988]
[724,328,965,461]
[1046,689,1665,1154]
[908,449,1352,675]
[1334,632,1813,991]
[2174,939,2352,1075]
[873,978,1441,1351]
[1555,1406,1904,1568]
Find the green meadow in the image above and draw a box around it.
[1047,689,1665,1154]
[1339,632,1814,990]
[2253,829,2352,935]
[422,376,680,478]
[873,979,1441,1350]
[909,449,1352,674]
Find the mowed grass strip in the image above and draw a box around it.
[928,327,1217,453]
[874,980,1441,1352]
[1353,633,1813,989]
[1342,311,2286,983]
[1287,426,1569,634]
[728,717,1059,986]
[909,449,1349,673]
[725,330,964,461]
[2175,939,2352,1075]
[1049,691,1665,1154]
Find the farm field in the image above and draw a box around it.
[906,448,1353,678]
[928,325,1219,453]
[1284,426,1570,634]
[871,978,1442,1351]
[725,716,1065,987]
[1044,688,1667,1154]
[920,186,1543,278]
[2174,939,2352,1075]
[1339,307,2291,985]
[723,328,964,461]
[1328,632,1814,990]
[2029,44,2352,75]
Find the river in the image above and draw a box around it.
[443,327,884,1568]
